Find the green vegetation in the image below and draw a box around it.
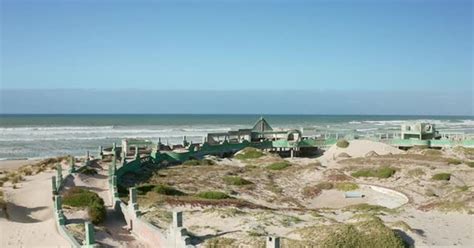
[457,185,469,192]
[336,139,350,148]
[431,173,451,181]
[266,161,291,170]
[302,186,322,198]
[351,166,396,179]
[465,161,474,168]
[77,166,97,175]
[420,200,469,212]
[62,187,106,224]
[446,158,462,165]
[0,189,6,215]
[136,184,184,196]
[196,191,231,200]
[316,182,334,190]
[183,159,215,166]
[234,147,264,160]
[153,184,185,196]
[408,168,425,177]
[321,220,405,248]
[345,203,394,214]
[204,237,237,248]
[302,182,334,198]
[223,176,252,186]
[296,217,405,248]
[422,149,442,156]
[279,215,303,227]
[335,182,359,191]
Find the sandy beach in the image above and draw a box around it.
[0,159,40,172]
[0,169,69,247]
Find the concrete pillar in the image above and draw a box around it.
[173,211,183,228]
[56,164,63,187]
[266,236,280,248]
[84,222,95,245]
[129,187,139,217]
[52,176,57,194]
[98,146,103,159]
[121,140,127,154]
[134,145,139,159]
[54,195,66,225]
[290,148,294,158]
[54,195,62,210]
[69,156,76,173]
[111,154,117,174]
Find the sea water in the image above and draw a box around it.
[0,114,473,160]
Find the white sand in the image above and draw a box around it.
[318,139,403,165]
[0,170,69,247]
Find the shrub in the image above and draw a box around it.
[267,161,291,170]
[351,166,396,179]
[183,159,215,166]
[234,147,264,160]
[302,182,334,198]
[345,203,393,213]
[422,149,442,156]
[302,186,322,198]
[465,161,474,168]
[432,173,451,181]
[62,187,106,224]
[88,202,106,224]
[336,139,350,148]
[63,187,104,207]
[196,191,231,200]
[77,166,97,175]
[316,182,334,190]
[136,184,156,195]
[320,218,405,248]
[10,174,23,184]
[153,184,185,196]
[21,168,33,176]
[335,182,359,191]
[223,176,252,186]
[408,168,425,177]
[446,158,462,165]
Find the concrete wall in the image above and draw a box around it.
[110,159,194,248]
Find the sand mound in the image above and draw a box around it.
[365,151,380,157]
[319,140,403,164]
[337,152,351,158]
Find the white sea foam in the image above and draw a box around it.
[1,118,472,160]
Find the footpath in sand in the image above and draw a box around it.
[0,170,69,247]
[62,161,146,248]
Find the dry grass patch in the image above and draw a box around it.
[234,147,265,160]
[293,216,405,248]
[334,182,359,191]
[351,166,397,179]
[431,173,451,181]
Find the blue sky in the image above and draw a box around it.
[0,0,472,114]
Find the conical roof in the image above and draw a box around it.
[252,117,273,132]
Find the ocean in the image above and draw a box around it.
[0,114,473,160]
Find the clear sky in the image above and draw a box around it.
[1,0,472,91]
[0,0,472,115]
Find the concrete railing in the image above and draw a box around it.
[52,153,100,248]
